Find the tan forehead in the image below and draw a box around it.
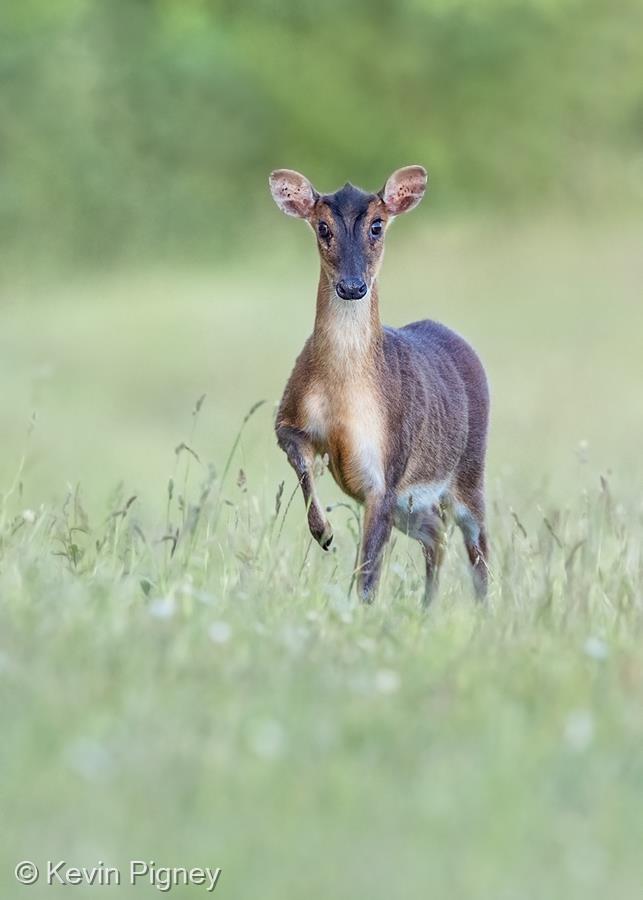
[313,197,385,224]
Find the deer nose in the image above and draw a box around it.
[336,278,368,300]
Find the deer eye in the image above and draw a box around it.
[318,221,331,239]
[370,219,383,237]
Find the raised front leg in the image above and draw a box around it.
[276,424,333,550]
[358,492,396,603]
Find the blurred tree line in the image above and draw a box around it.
[1,0,642,270]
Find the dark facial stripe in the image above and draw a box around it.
[320,183,379,280]
[321,183,378,222]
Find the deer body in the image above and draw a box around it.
[270,167,489,604]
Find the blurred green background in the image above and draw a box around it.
[1,0,642,507]
[2,0,643,271]
[1,0,642,516]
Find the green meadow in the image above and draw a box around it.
[2,218,642,898]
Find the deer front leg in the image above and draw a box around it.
[276,424,333,550]
[358,491,395,603]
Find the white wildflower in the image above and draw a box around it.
[148,596,175,620]
[248,719,286,760]
[375,669,401,695]
[208,621,232,644]
[564,710,595,752]
[583,636,608,661]
[65,738,112,780]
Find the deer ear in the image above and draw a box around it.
[380,165,427,216]
[269,169,318,219]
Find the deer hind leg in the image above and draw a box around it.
[421,506,448,608]
[453,487,489,601]
[276,424,333,550]
[395,494,447,608]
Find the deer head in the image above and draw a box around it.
[269,166,427,301]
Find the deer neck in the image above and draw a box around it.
[312,272,383,381]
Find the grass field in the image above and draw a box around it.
[1,218,642,898]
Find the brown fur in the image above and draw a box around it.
[270,167,489,605]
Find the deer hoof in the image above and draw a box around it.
[357,579,376,604]
[320,523,334,551]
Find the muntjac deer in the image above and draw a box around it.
[269,166,489,605]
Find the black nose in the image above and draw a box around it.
[336,278,368,300]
